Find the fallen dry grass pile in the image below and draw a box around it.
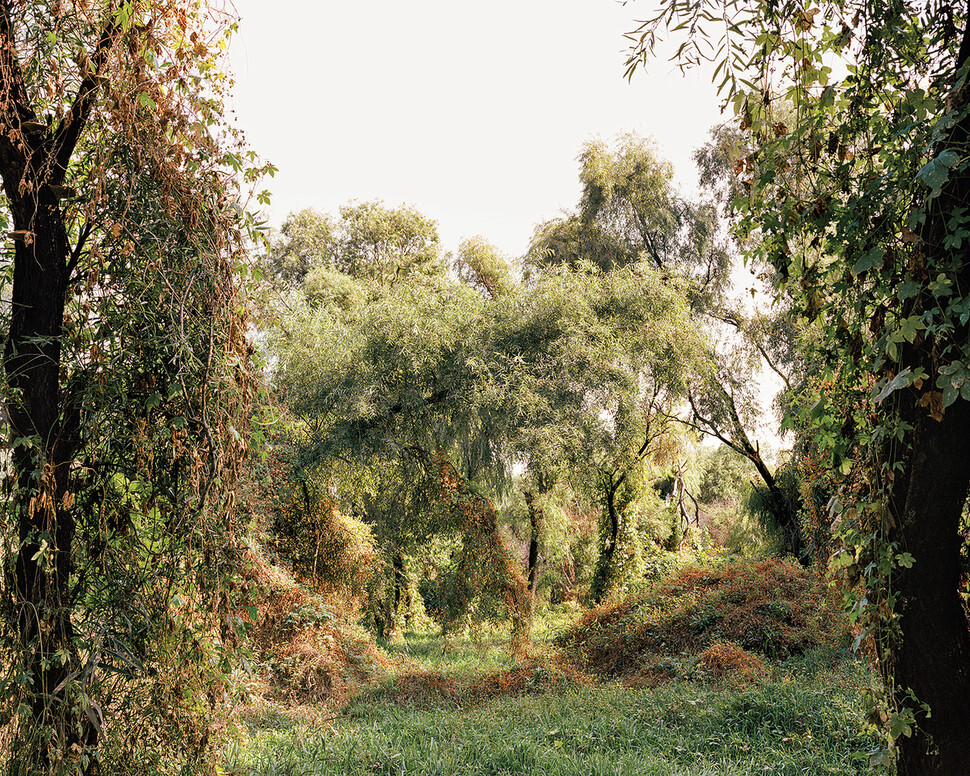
[558,557,850,685]
[240,546,392,710]
[346,653,590,711]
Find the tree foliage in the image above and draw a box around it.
[0,2,267,773]
[627,0,970,771]
[265,193,706,636]
[527,133,729,298]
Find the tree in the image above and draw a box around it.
[263,207,335,287]
[684,123,815,558]
[526,135,742,587]
[0,2,265,773]
[267,197,702,632]
[453,236,517,299]
[488,264,701,601]
[333,200,443,283]
[264,207,531,645]
[526,133,729,296]
[684,308,808,558]
[627,1,970,771]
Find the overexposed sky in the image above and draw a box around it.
[226,0,724,259]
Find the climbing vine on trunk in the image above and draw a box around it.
[626,0,970,772]
[0,2,269,773]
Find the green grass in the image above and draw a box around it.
[379,628,513,675]
[226,648,877,776]
[378,603,584,677]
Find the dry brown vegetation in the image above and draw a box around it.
[234,552,851,725]
[558,557,850,684]
[239,546,392,712]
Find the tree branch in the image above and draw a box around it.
[0,0,34,187]
[715,310,792,392]
[50,13,121,185]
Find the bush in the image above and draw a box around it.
[559,556,850,678]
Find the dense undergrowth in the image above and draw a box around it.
[559,557,850,683]
[226,554,877,776]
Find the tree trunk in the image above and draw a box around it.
[523,491,542,596]
[886,19,970,769]
[389,550,406,642]
[521,490,543,640]
[0,8,116,769]
[591,478,621,603]
[729,397,803,560]
[689,388,805,559]
[3,190,93,772]
[889,397,970,775]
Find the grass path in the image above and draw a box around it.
[226,625,878,776]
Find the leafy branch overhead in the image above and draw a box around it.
[625,0,970,772]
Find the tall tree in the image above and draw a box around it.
[0,2,265,773]
[526,133,729,297]
[486,264,701,601]
[627,1,970,771]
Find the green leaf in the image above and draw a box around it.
[851,247,884,275]
[942,381,959,407]
[917,149,961,194]
[873,367,912,403]
[30,540,49,563]
[899,315,923,343]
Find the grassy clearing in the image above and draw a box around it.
[376,602,583,676]
[226,559,878,776]
[225,649,875,776]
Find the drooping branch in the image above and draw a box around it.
[714,310,793,392]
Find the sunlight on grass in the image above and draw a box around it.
[226,647,876,776]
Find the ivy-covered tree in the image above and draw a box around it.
[627,0,970,771]
[491,265,700,601]
[0,2,266,773]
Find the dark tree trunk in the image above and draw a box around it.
[0,6,114,769]
[521,490,544,636]
[889,397,970,775]
[523,491,542,596]
[2,173,89,772]
[391,549,405,638]
[689,388,804,559]
[887,14,970,768]
[591,477,622,603]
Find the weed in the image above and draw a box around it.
[559,557,850,679]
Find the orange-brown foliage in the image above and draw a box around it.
[239,547,391,709]
[559,557,849,679]
[698,641,768,681]
[348,654,589,711]
[432,452,531,655]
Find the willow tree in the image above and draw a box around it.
[0,2,265,773]
[489,264,701,601]
[627,0,970,772]
[526,133,729,295]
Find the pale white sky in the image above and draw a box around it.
[226,0,724,259]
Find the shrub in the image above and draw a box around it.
[559,557,850,679]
